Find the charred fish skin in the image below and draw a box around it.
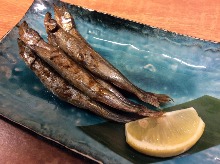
[19,21,162,117]
[49,9,172,107]
[17,39,139,123]
[54,5,91,46]
[47,31,146,109]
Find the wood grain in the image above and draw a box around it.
[0,0,220,42]
[63,0,220,42]
[0,0,33,38]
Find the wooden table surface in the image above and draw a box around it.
[0,0,220,163]
[0,0,220,42]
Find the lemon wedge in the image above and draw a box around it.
[125,107,205,157]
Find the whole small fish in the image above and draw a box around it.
[50,7,172,107]
[47,26,145,108]
[17,39,139,123]
[19,21,162,117]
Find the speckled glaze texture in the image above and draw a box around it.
[1,0,220,163]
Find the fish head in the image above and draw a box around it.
[44,12,59,33]
[17,38,37,66]
[19,21,41,46]
[53,4,75,32]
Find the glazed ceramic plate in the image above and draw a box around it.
[1,0,220,163]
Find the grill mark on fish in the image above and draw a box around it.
[50,8,172,107]
[19,21,162,117]
[48,29,148,109]
[18,39,140,123]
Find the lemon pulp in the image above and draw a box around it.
[125,107,205,157]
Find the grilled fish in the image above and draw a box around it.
[17,39,141,123]
[50,7,171,107]
[47,28,144,108]
[19,21,162,117]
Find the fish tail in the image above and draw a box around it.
[136,91,160,107]
[155,94,173,104]
[135,89,172,107]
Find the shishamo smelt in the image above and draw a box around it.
[19,22,162,117]
[48,7,171,107]
[18,39,140,123]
